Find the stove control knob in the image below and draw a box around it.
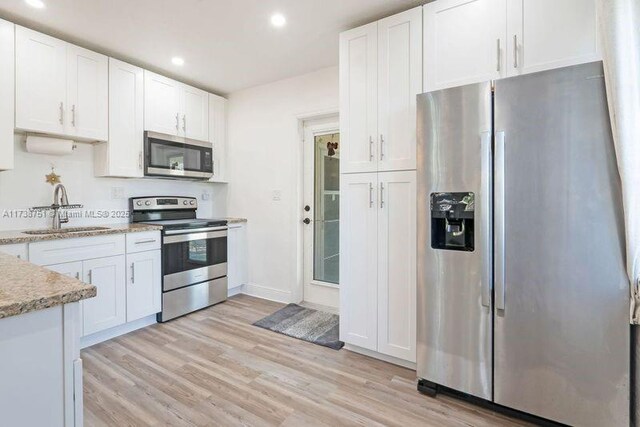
[190,200,195,205]
[183,200,188,205]
[136,201,142,206]
[145,201,151,206]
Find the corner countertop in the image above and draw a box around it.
[0,252,96,319]
[0,223,162,245]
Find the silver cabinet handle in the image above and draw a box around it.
[131,263,135,284]
[75,272,80,280]
[182,115,186,133]
[379,134,384,160]
[496,39,501,72]
[369,183,374,208]
[379,182,384,208]
[480,131,492,308]
[134,239,157,245]
[71,105,76,127]
[175,113,180,131]
[88,270,92,284]
[495,131,506,311]
[513,35,518,68]
[369,136,374,161]
[138,151,143,170]
[59,102,64,124]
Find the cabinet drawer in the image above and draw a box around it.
[0,243,28,260]
[126,231,161,253]
[30,234,125,266]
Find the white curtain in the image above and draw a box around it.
[597,0,640,324]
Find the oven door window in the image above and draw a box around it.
[164,235,227,275]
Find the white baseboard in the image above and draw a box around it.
[344,344,417,370]
[228,285,243,297]
[241,283,291,303]
[80,315,157,349]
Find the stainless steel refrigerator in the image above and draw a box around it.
[416,61,630,426]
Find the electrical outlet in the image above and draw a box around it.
[110,187,125,200]
[272,190,282,201]
[201,192,211,201]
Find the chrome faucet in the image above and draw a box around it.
[31,184,83,230]
[52,184,70,229]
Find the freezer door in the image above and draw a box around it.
[493,62,629,426]
[417,82,493,400]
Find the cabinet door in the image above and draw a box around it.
[144,71,181,135]
[340,22,378,174]
[82,255,126,336]
[100,58,144,177]
[45,261,83,281]
[0,19,13,171]
[0,243,28,261]
[66,44,108,141]
[424,0,506,91]
[339,173,378,350]
[15,26,66,135]
[506,0,599,77]
[182,85,209,141]
[377,171,416,362]
[126,250,161,322]
[378,7,422,172]
[209,93,228,182]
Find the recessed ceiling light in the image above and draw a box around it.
[171,57,185,66]
[25,0,45,9]
[271,13,286,28]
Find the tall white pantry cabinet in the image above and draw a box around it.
[339,6,421,364]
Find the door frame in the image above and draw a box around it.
[293,110,339,305]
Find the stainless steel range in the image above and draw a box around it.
[130,196,228,322]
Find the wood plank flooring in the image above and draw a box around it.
[82,294,529,426]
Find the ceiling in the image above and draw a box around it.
[0,0,425,95]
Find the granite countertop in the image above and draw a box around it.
[0,252,96,319]
[226,217,248,224]
[0,223,162,245]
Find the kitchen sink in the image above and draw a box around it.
[23,226,111,235]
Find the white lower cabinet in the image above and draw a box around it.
[227,224,248,293]
[82,255,126,336]
[0,243,28,260]
[340,171,417,363]
[126,250,161,322]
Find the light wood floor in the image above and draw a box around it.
[82,294,528,426]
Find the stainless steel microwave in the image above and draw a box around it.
[144,131,213,180]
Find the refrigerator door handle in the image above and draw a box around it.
[480,131,492,308]
[495,130,506,310]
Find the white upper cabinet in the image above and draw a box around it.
[66,44,108,141]
[377,7,422,172]
[339,173,379,351]
[424,0,506,92]
[209,93,228,182]
[340,22,378,174]
[0,19,13,171]
[15,26,67,136]
[506,0,599,77]
[424,0,599,91]
[126,250,161,322]
[182,85,209,141]
[15,26,108,141]
[377,171,416,362]
[144,70,182,136]
[144,70,209,141]
[95,58,144,178]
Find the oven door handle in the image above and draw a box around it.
[163,229,227,244]
[164,226,228,235]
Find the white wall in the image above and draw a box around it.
[0,136,227,231]
[227,66,339,303]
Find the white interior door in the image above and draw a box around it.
[303,120,340,309]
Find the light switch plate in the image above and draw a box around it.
[201,192,211,201]
[110,187,125,200]
[272,190,282,201]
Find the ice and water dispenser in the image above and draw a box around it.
[430,192,475,252]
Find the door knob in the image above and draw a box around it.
[304,205,311,212]
[303,218,311,225]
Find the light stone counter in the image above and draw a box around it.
[0,222,162,245]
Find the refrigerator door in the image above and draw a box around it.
[493,62,629,426]
[417,82,493,399]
